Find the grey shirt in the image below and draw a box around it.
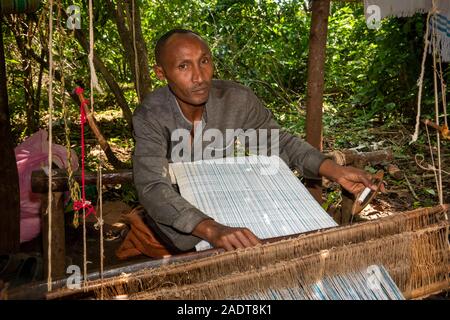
[132,79,327,251]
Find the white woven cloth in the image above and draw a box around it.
[241,265,404,300]
[170,156,338,251]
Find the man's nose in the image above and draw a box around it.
[192,64,204,84]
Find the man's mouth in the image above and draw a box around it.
[192,86,209,94]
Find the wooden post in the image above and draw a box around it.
[41,192,66,278]
[305,0,331,204]
[0,10,21,254]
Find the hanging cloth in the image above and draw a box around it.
[434,0,450,62]
[364,0,450,62]
[364,0,431,19]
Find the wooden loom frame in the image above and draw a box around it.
[4,204,449,300]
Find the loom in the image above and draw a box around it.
[40,203,448,300]
[29,156,448,300]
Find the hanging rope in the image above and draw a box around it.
[97,158,104,299]
[72,86,95,288]
[55,0,82,230]
[47,0,54,292]
[72,88,96,216]
[87,0,103,96]
[431,13,444,205]
[437,49,448,129]
[411,8,434,143]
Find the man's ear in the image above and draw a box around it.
[153,65,166,81]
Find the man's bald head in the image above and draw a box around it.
[155,29,209,66]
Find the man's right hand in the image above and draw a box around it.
[192,219,261,251]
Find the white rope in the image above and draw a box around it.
[88,0,103,97]
[47,0,54,292]
[411,9,433,143]
[424,126,442,199]
[437,45,448,128]
[415,154,450,176]
[328,150,346,166]
[82,0,97,288]
[431,15,444,205]
[98,158,104,299]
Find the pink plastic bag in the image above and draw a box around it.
[15,129,79,243]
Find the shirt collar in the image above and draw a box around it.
[167,86,210,129]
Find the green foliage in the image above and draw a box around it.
[326,4,433,128]
[3,0,448,149]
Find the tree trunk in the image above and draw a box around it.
[106,0,152,102]
[0,16,21,254]
[23,17,39,134]
[8,15,40,135]
[304,0,331,204]
[58,9,134,131]
[34,48,45,121]
[129,0,152,100]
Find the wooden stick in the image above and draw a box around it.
[31,169,133,193]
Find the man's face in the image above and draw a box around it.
[154,34,214,107]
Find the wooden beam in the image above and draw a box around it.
[41,192,66,278]
[325,149,393,167]
[31,169,133,193]
[305,0,331,203]
[0,11,21,254]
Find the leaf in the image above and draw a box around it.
[364,166,378,174]
[6,59,20,65]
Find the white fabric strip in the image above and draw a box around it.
[170,156,337,251]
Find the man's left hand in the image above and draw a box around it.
[319,159,384,196]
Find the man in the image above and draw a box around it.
[132,29,377,253]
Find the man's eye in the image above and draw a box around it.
[201,58,209,64]
[178,64,187,70]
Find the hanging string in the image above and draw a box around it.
[72,87,96,288]
[431,14,443,205]
[56,0,80,230]
[414,154,450,176]
[87,0,103,97]
[411,8,434,143]
[437,48,448,129]
[424,125,440,200]
[47,0,54,292]
[131,0,141,103]
[97,158,104,299]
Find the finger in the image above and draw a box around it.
[243,229,262,246]
[360,173,377,191]
[228,233,245,250]
[220,239,234,251]
[234,230,253,248]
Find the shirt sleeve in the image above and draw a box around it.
[243,88,327,179]
[132,110,212,251]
